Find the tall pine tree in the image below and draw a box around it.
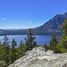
[11,38,17,63]
[25,29,37,50]
[57,19,67,52]
[50,33,58,52]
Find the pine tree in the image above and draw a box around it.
[11,38,17,63]
[18,41,27,58]
[3,35,10,65]
[50,33,58,52]
[0,43,3,60]
[25,29,36,50]
[62,18,67,49]
[57,19,67,52]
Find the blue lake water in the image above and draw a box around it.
[0,35,61,46]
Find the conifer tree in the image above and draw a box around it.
[0,42,3,60]
[25,29,36,50]
[18,41,27,58]
[57,19,67,52]
[3,35,10,65]
[50,33,58,52]
[62,18,67,49]
[11,38,17,63]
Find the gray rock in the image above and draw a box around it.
[8,47,67,67]
[62,63,67,67]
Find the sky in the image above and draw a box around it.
[0,0,67,29]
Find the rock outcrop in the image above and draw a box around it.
[8,47,67,67]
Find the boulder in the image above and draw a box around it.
[8,47,67,67]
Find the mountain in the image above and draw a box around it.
[0,12,67,35]
[0,29,28,35]
[33,12,67,34]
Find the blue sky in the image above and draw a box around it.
[0,0,67,29]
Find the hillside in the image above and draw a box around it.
[0,12,67,35]
[33,12,67,34]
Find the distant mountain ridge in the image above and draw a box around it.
[33,12,67,34]
[0,12,67,35]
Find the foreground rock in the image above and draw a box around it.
[8,47,67,67]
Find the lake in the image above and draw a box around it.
[0,35,61,46]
